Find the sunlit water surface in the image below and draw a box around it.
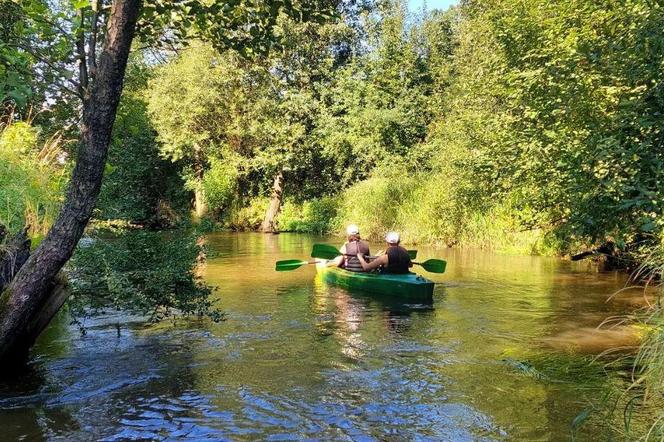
[0,232,649,440]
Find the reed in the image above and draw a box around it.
[0,116,68,237]
[624,237,664,439]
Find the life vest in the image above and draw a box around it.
[343,240,370,272]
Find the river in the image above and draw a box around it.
[0,232,649,440]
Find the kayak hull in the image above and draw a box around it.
[316,263,434,303]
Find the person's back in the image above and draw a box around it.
[356,231,411,274]
[384,245,411,274]
[342,239,370,272]
[335,224,370,272]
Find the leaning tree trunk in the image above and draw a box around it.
[260,170,284,233]
[0,0,142,365]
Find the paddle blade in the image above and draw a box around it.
[311,244,342,260]
[407,250,417,260]
[417,259,447,274]
[275,259,309,271]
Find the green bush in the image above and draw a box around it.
[202,158,238,214]
[222,197,269,231]
[332,169,558,254]
[277,196,338,234]
[333,172,419,241]
[68,229,223,322]
[0,121,38,154]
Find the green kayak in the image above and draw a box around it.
[316,262,434,303]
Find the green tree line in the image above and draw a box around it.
[2,0,662,254]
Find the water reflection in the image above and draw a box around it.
[0,232,651,439]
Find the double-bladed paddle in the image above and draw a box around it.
[275,259,318,272]
[311,243,418,261]
[310,243,446,273]
[275,244,421,272]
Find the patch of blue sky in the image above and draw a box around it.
[407,0,458,12]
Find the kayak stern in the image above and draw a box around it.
[316,262,434,303]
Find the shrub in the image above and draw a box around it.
[202,158,238,214]
[333,172,419,241]
[277,196,339,234]
[332,169,557,253]
[68,229,223,322]
[223,197,269,231]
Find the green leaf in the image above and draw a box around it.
[72,0,90,9]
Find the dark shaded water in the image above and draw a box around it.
[0,233,648,440]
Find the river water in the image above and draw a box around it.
[0,232,649,440]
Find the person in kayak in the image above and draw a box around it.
[330,224,371,272]
[356,231,412,274]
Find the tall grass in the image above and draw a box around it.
[213,168,559,255]
[0,117,68,237]
[210,168,564,255]
[622,236,664,439]
[332,169,555,254]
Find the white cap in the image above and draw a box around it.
[346,224,360,235]
[385,231,400,244]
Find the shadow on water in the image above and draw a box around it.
[0,232,653,439]
[0,310,211,440]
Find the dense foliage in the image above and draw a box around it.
[3,0,651,255]
[3,0,661,259]
[96,62,189,226]
[438,0,664,253]
[68,229,222,322]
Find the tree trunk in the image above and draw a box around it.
[193,147,207,218]
[0,0,142,365]
[261,170,284,233]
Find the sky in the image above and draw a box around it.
[407,0,458,12]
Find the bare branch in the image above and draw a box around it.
[89,0,102,79]
[11,43,83,99]
[76,8,89,98]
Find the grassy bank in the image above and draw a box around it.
[0,119,67,239]
[217,172,564,256]
[622,238,664,438]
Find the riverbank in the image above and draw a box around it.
[213,192,657,271]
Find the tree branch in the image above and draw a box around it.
[76,8,89,98]
[11,43,83,99]
[89,0,102,79]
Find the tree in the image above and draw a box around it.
[0,1,34,111]
[0,0,334,367]
[96,60,189,225]
[424,0,664,251]
[148,6,357,230]
[0,0,142,366]
[316,0,435,185]
[147,44,247,218]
